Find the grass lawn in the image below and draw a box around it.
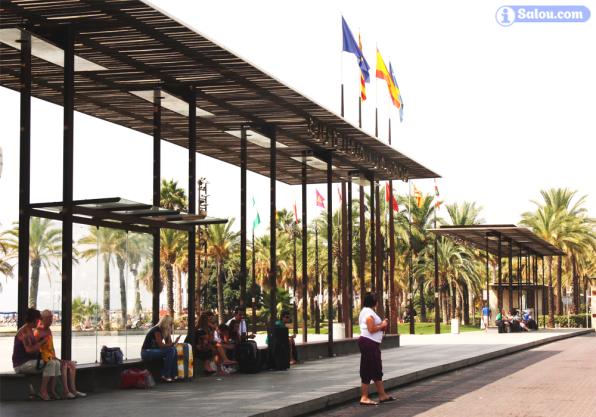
[298,322,482,335]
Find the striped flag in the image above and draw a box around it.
[293,201,299,224]
[316,190,325,209]
[358,32,367,101]
[252,197,261,230]
[413,184,423,208]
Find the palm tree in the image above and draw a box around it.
[127,233,151,315]
[522,188,596,315]
[160,179,188,211]
[160,228,186,317]
[78,227,119,328]
[205,219,239,321]
[8,218,61,308]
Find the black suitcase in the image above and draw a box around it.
[269,326,290,371]
[237,340,260,374]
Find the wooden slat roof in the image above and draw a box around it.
[0,0,438,185]
[429,225,566,257]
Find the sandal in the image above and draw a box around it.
[379,396,397,403]
[359,400,378,406]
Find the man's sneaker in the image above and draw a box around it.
[75,391,87,398]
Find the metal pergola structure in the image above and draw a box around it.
[1,0,438,358]
[430,225,566,331]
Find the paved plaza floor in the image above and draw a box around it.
[312,332,596,417]
[0,328,592,417]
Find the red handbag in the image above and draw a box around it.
[121,368,155,389]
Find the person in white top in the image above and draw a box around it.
[225,307,255,342]
[358,292,396,406]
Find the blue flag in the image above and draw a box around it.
[342,17,370,82]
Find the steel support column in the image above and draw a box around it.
[327,158,333,356]
[485,234,490,324]
[152,87,161,325]
[341,181,349,336]
[17,30,31,327]
[497,234,502,312]
[301,158,308,342]
[187,89,197,345]
[388,181,397,334]
[61,27,75,360]
[375,181,383,318]
[434,209,440,334]
[240,126,248,307]
[347,178,354,337]
[370,180,376,291]
[358,184,366,307]
[508,240,513,311]
[268,125,277,327]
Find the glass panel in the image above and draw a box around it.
[71,223,99,365]
[29,218,62,360]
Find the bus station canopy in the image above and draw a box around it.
[429,225,566,257]
[0,0,438,185]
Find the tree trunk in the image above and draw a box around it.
[216,261,225,323]
[133,268,141,315]
[419,275,427,322]
[175,268,183,316]
[556,256,563,315]
[166,262,174,317]
[455,287,463,322]
[548,257,554,327]
[309,286,315,328]
[102,254,111,328]
[571,255,579,314]
[116,255,127,330]
[28,258,41,308]
[450,284,456,320]
[463,283,470,325]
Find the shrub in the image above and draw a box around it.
[538,314,591,328]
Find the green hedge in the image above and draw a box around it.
[538,314,592,328]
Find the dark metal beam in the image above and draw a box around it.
[340,180,349,337]
[17,29,31,328]
[347,178,354,337]
[375,181,383,318]
[187,88,196,346]
[327,157,333,356]
[269,125,277,327]
[152,87,161,325]
[240,125,247,306]
[508,240,513,311]
[497,233,502,312]
[61,26,74,360]
[485,234,490,324]
[370,180,376,292]
[358,184,365,308]
[301,156,308,343]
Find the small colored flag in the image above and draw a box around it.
[358,32,367,101]
[434,179,441,208]
[316,190,325,209]
[376,49,401,109]
[293,201,299,224]
[385,182,399,212]
[342,17,370,82]
[389,61,404,121]
[252,197,261,230]
[413,184,423,208]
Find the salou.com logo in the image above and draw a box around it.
[496,5,591,26]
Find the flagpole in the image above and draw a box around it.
[315,222,320,334]
[375,44,378,137]
[251,228,256,335]
[340,17,344,117]
[358,97,362,128]
[434,192,440,334]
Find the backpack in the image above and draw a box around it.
[101,346,124,365]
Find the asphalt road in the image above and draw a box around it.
[309,333,596,417]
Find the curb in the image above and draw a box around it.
[250,329,594,417]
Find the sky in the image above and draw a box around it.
[0,0,595,309]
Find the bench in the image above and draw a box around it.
[0,358,162,401]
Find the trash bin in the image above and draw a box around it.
[451,318,460,334]
[332,322,345,340]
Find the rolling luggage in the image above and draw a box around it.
[175,343,194,379]
[269,326,290,371]
[237,340,260,374]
